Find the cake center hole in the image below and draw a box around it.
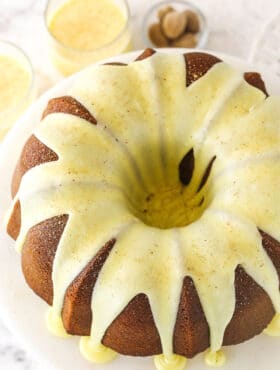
[137,185,205,229]
[131,149,216,230]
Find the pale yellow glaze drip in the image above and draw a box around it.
[154,354,187,370]
[80,337,117,363]
[48,0,127,51]
[204,350,226,367]
[264,313,280,336]
[46,307,70,338]
[7,53,280,366]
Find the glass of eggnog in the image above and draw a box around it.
[0,40,36,141]
[45,0,132,76]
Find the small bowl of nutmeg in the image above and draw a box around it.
[143,0,208,49]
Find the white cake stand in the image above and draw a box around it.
[0,49,280,370]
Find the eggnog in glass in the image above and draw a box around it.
[45,0,132,76]
[0,41,36,141]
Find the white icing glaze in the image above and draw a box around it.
[204,349,226,367]
[154,354,187,370]
[46,307,70,338]
[7,52,280,366]
[264,313,280,336]
[79,337,117,363]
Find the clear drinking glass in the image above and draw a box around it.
[0,40,36,141]
[45,0,132,76]
[142,0,208,50]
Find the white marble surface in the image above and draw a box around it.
[0,0,279,369]
[0,319,40,370]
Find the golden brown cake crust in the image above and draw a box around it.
[11,135,58,197]
[7,49,277,358]
[244,72,268,96]
[184,52,221,86]
[135,48,156,61]
[42,96,97,124]
[62,239,116,336]
[22,215,68,305]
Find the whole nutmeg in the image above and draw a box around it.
[162,11,188,40]
[171,33,197,48]
[184,10,200,33]
[158,5,174,21]
[149,23,169,47]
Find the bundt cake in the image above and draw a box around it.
[6,49,280,369]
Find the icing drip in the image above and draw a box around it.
[7,52,280,366]
[154,354,187,370]
[79,337,117,363]
[264,313,280,336]
[204,350,226,367]
[46,308,70,338]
